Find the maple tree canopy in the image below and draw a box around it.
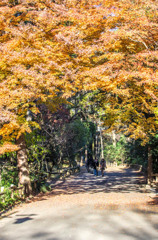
[0,0,158,153]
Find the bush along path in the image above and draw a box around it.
[0,165,158,240]
[0,165,80,213]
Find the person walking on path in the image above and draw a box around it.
[90,157,98,176]
[100,158,107,177]
[86,158,90,172]
[86,156,95,173]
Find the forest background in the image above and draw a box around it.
[0,0,158,210]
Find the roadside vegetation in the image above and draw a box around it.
[0,0,158,211]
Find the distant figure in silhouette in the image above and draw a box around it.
[93,159,97,176]
[86,158,90,172]
[94,158,99,176]
[100,158,106,177]
[86,156,93,172]
[86,156,96,174]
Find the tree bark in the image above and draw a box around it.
[95,133,100,160]
[100,130,104,159]
[112,130,116,147]
[147,145,153,185]
[85,145,88,162]
[16,134,32,196]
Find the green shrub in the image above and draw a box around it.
[104,136,128,165]
[40,183,51,193]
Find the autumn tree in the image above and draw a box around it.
[0,0,73,194]
[0,0,158,192]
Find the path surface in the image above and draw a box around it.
[0,166,158,240]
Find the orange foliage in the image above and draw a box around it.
[0,0,158,151]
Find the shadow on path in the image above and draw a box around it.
[49,167,146,196]
[0,167,157,240]
[1,206,157,240]
[13,214,37,224]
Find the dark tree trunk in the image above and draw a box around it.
[147,145,153,185]
[16,134,32,196]
[88,141,93,159]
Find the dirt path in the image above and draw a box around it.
[0,166,158,240]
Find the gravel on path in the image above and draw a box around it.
[0,166,157,240]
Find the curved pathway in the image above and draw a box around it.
[0,166,158,240]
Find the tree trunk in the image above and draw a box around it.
[94,134,97,159]
[147,145,153,185]
[16,134,32,196]
[100,130,104,159]
[92,138,95,160]
[95,133,100,160]
[85,145,88,162]
[112,130,116,147]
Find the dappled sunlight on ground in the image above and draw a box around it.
[0,166,157,240]
[0,205,158,240]
[49,166,146,195]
